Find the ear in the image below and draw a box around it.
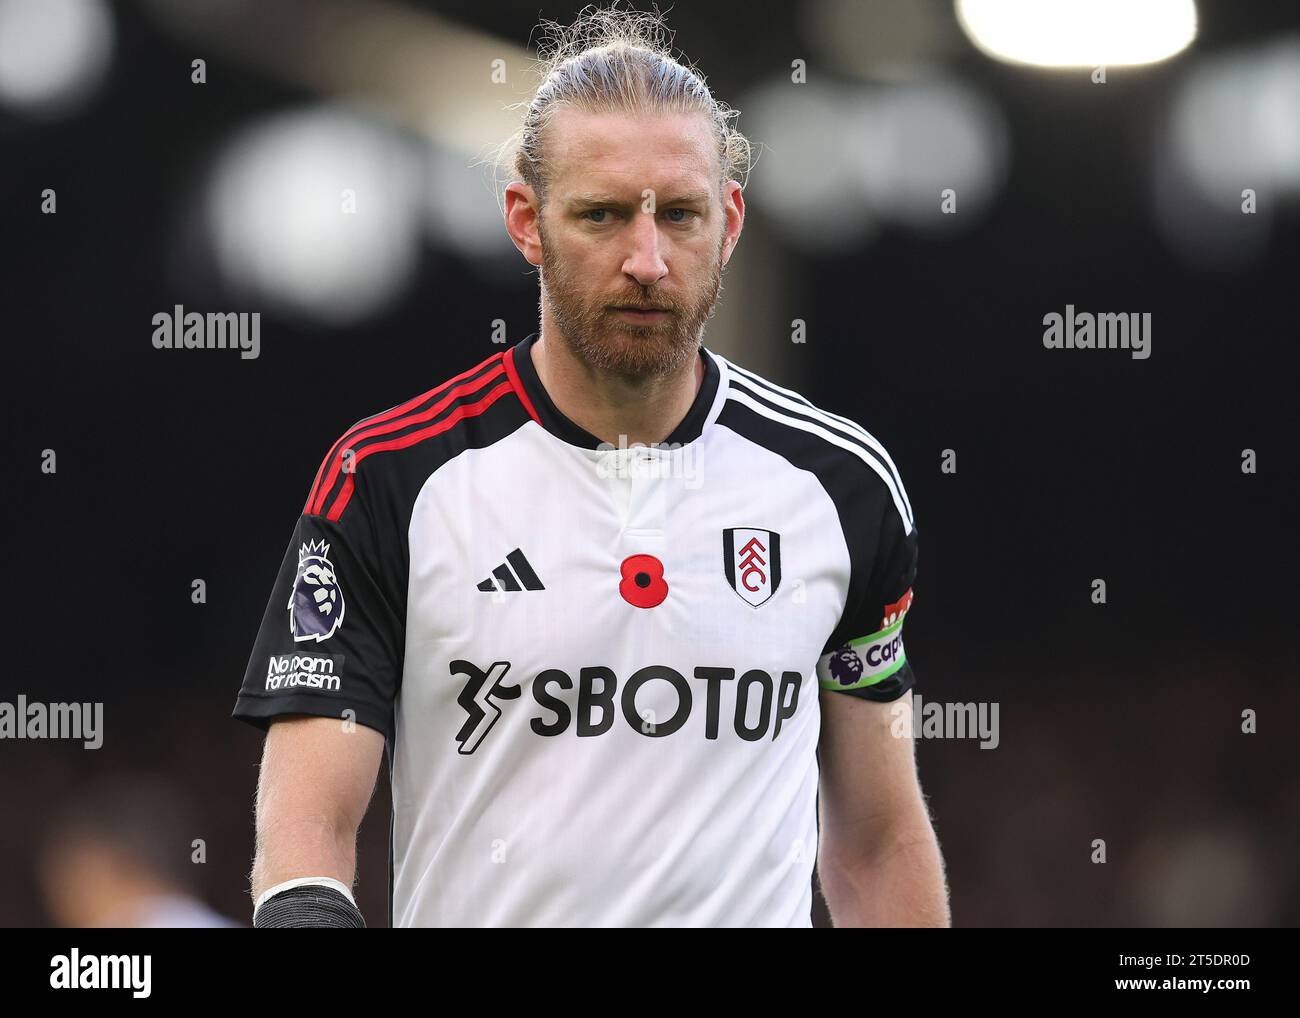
[505,182,544,268]
[720,180,745,267]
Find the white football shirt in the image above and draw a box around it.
[234,332,918,927]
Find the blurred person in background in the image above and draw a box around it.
[37,772,240,928]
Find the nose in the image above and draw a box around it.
[621,209,668,287]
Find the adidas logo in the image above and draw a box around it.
[477,548,545,592]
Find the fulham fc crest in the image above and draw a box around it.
[723,528,781,608]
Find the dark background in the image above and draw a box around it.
[3,0,1297,926]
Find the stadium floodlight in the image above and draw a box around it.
[0,0,114,118]
[204,107,423,327]
[956,0,1197,68]
[744,76,1007,250]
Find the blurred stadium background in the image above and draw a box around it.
[3,0,1297,926]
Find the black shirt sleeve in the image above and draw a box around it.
[232,463,405,742]
[816,499,918,703]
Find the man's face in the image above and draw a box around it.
[537,109,729,380]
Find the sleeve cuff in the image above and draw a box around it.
[818,660,915,702]
[232,692,393,743]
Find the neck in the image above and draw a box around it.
[531,319,705,448]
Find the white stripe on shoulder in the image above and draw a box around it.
[717,357,914,526]
[702,346,732,431]
[724,386,914,534]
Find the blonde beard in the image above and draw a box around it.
[537,224,725,381]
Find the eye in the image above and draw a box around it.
[663,208,698,224]
[583,208,614,224]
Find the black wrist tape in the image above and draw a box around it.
[253,883,366,928]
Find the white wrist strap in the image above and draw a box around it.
[254,876,356,913]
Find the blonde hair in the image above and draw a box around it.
[498,4,752,207]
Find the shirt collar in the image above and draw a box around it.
[505,332,722,451]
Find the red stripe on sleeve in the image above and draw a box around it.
[309,361,505,517]
[323,379,515,522]
[304,351,504,513]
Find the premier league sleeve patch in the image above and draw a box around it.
[288,539,346,642]
[817,587,912,691]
